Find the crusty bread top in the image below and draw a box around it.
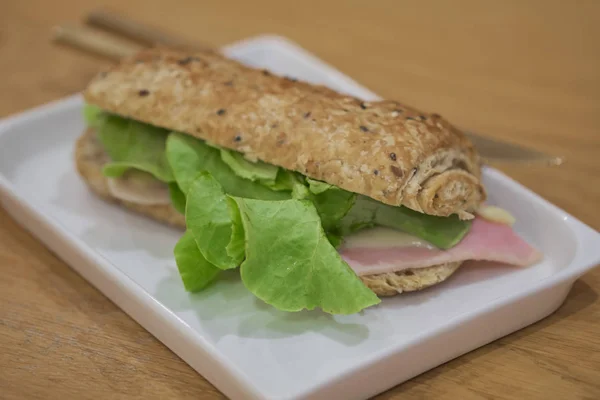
[83,47,485,217]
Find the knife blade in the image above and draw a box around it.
[464,131,563,165]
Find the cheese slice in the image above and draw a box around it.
[476,205,516,226]
[342,227,436,250]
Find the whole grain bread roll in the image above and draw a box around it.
[75,128,463,295]
[83,47,485,218]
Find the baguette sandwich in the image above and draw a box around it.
[76,47,542,314]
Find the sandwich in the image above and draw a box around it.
[76,46,542,315]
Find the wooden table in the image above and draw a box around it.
[1,1,599,398]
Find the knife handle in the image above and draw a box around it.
[86,9,208,51]
[53,25,140,62]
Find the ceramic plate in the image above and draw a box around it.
[1,35,599,400]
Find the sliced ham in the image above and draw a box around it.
[339,218,542,276]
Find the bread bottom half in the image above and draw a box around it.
[75,128,462,297]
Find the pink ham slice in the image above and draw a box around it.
[340,218,542,276]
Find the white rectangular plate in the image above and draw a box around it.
[1,35,600,400]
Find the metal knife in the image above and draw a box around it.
[464,132,563,166]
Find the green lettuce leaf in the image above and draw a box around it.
[340,195,472,249]
[226,197,246,262]
[178,171,378,314]
[326,231,343,248]
[174,230,221,291]
[102,164,131,177]
[215,144,305,193]
[291,179,356,233]
[310,187,356,232]
[165,133,290,200]
[165,133,209,194]
[265,170,304,192]
[97,115,174,182]
[169,183,186,214]
[306,178,333,195]
[220,149,279,184]
[233,197,380,314]
[83,104,105,128]
[291,180,311,199]
[185,172,243,270]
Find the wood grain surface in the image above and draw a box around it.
[1,0,599,399]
